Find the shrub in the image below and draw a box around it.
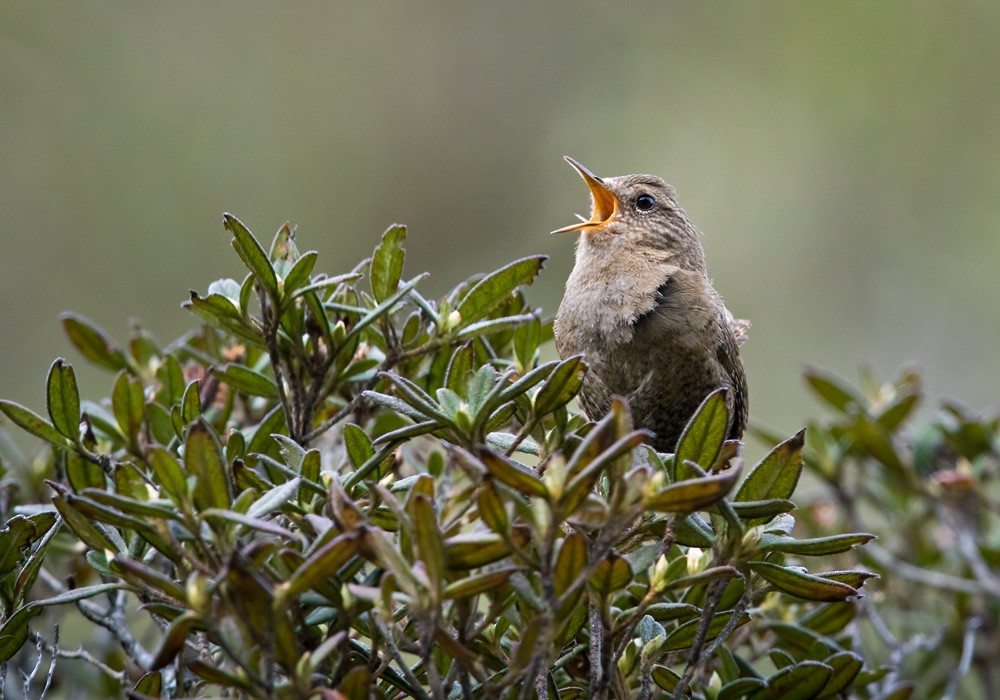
[0,214,937,699]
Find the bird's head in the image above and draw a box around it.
[553,156,704,268]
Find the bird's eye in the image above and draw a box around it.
[636,194,655,211]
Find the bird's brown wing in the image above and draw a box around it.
[715,321,748,440]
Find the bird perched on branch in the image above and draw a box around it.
[553,156,748,453]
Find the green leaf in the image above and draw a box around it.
[0,400,73,449]
[343,423,374,468]
[554,531,586,600]
[663,610,751,651]
[456,255,546,326]
[804,367,864,413]
[370,224,406,302]
[735,430,805,514]
[477,448,548,498]
[445,343,475,394]
[0,605,43,662]
[749,561,858,601]
[212,364,279,399]
[513,315,541,373]
[278,532,361,603]
[283,250,318,295]
[819,651,864,697]
[646,462,742,513]
[149,610,199,670]
[224,213,279,300]
[444,533,513,570]
[202,509,295,538]
[411,494,446,599]
[112,370,145,446]
[186,420,230,510]
[759,533,876,556]
[60,312,130,372]
[751,660,832,700]
[476,480,509,534]
[442,567,519,599]
[148,447,188,501]
[589,552,632,595]
[246,478,301,519]
[181,380,202,424]
[674,388,729,479]
[0,516,38,578]
[532,355,586,416]
[46,358,80,441]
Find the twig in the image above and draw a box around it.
[941,617,982,700]
[372,613,433,700]
[864,543,985,595]
[29,630,124,684]
[671,577,728,699]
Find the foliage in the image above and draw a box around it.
[0,214,913,699]
[757,367,999,699]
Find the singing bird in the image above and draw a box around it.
[553,157,748,452]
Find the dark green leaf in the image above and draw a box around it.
[224,213,279,299]
[532,355,585,416]
[442,567,519,599]
[554,531,586,600]
[589,552,632,595]
[663,610,751,651]
[0,400,73,449]
[0,605,42,662]
[46,358,80,441]
[751,660,832,700]
[186,420,230,510]
[279,532,360,603]
[646,462,742,513]
[60,312,130,372]
[759,533,876,556]
[343,423,374,468]
[735,430,805,510]
[674,388,729,479]
[149,610,199,670]
[411,494,446,599]
[283,250,318,295]
[112,370,145,446]
[456,255,546,326]
[819,651,864,697]
[478,448,548,498]
[212,363,279,398]
[749,561,858,601]
[370,224,406,302]
[803,367,864,413]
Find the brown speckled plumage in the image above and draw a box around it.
[553,158,747,452]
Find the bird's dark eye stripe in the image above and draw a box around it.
[636,194,655,211]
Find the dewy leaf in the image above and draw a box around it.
[735,430,805,510]
[60,312,130,372]
[0,400,73,449]
[532,355,586,416]
[46,358,80,442]
[456,255,546,326]
[224,213,279,300]
[185,420,230,510]
[674,388,729,480]
[749,562,858,602]
[370,224,406,302]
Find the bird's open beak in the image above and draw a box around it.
[551,156,620,234]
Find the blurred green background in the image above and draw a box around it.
[2,2,999,440]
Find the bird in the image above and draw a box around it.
[552,156,748,453]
